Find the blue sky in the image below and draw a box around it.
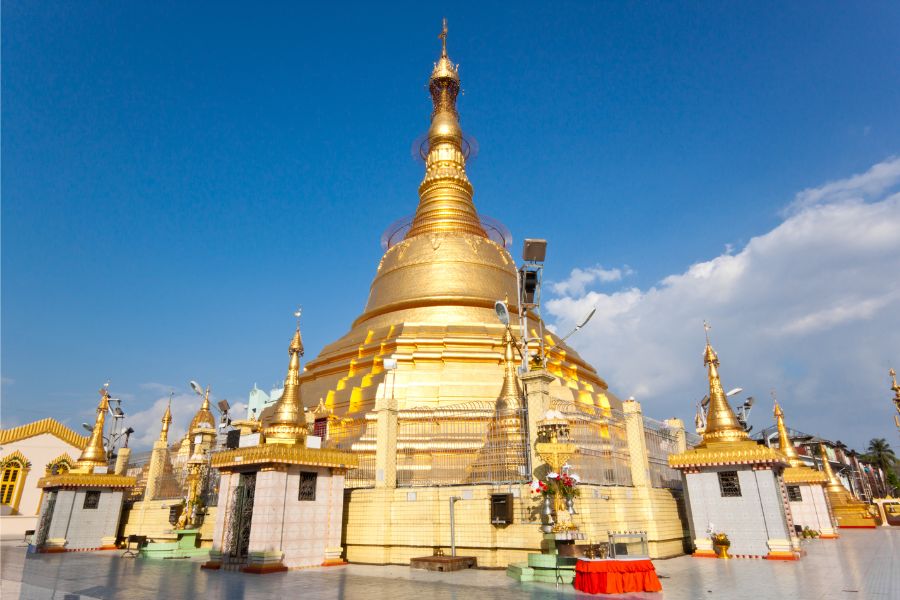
[3,2,899,450]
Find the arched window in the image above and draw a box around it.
[0,453,30,512]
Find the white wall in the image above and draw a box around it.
[684,467,791,556]
[0,432,83,539]
[43,488,124,549]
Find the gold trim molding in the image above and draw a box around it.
[0,418,89,450]
[211,444,358,471]
[37,473,136,489]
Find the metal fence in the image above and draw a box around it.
[323,415,377,488]
[124,447,219,506]
[395,402,528,487]
[551,400,633,487]
[323,401,529,488]
[643,417,683,489]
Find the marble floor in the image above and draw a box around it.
[1,529,897,599]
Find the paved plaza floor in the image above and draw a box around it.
[1,529,897,600]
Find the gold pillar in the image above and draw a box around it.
[664,418,687,454]
[520,369,555,479]
[114,448,131,476]
[623,399,650,488]
[374,370,398,488]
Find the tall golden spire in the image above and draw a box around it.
[73,387,110,473]
[700,322,749,444]
[773,396,802,467]
[264,323,307,445]
[819,443,847,494]
[406,18,486,240]
[159,396,173,443]
[497,327,522,409]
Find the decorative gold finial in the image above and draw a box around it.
[773,394,802,467]
[699,324,748,444]
[264,314,308,445]
[73,386,112,473]
[405,18,485,240]
[819,443,846,493]
[160,393,173,443]
[439,17,448,58]
[890,368,900,432]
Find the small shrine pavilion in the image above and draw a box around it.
[203,322,356,573]
[669,327,796,560]
[35,387,135,551]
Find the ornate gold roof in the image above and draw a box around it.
[211,444,357,471]
[263,326,308,445]
[783,466,828,484]
[0,418,88,450]
[72,388,111,473]
[38,472,135,489]
[670,326,786,469]
[669,439,787,469]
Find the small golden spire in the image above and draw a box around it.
[819,443,847,493]
[160,394,173,443]
[497,327,522,409]
[73,386,111,473]
[264,318,307,445]
[700,323,749,444]
[406,18,486,240]
[773,395,802,467]
[189,386,216,433]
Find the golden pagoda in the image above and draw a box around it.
[291,19,618,477]
[818,443,878,528]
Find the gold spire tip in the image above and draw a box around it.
[439,17,448,57]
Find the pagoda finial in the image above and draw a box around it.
[160,393,173,443]
[773,394,802,467]
[405,19,486,240]
[73,386,111,473]
[819,443,847,493]
[699,323,749,444]
[497,327,522,409]
[264,312,307,445]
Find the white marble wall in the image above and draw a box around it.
[247,466,344,568]
[43,488,124,549]
[684,467,791,556]
[789,484,833,533]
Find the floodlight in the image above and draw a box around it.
[522,239,547,263]
[82,423,92,432]
[494,300,510,326]
[217,399,230,412]
[190,381,204,396]
[725,387,743,397]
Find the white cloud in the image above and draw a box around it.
[547,157,900,450]
[784,155,900,215]
[552,265,632,297]
[124,386,247,450]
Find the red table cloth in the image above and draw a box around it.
[573,559,663,594]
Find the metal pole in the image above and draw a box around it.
[449,496,460,556]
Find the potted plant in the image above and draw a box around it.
[711,532,730,559]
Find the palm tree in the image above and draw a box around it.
[863,438,897,474]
